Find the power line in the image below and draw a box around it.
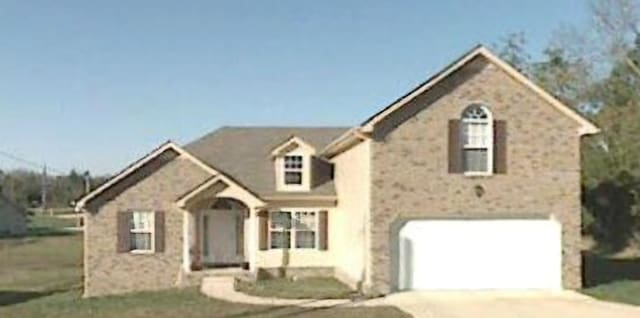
[0,149,65,174]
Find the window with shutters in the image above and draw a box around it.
[269,210,317,249]
[130,211,155,253]
[461,104,493,175]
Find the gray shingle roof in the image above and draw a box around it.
[184,127,349,197]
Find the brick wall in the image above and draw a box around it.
[368,56,583,294]
[84,157,210,297]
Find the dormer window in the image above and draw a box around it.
[272,136,316,192]
[284,155,303,185]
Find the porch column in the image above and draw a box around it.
[182,210,191,272]
[183,210,201,272]
[248,207,258,273]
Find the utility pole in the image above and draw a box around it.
[41,164,48,215]
[79,171,91,227]
[83,171,91,195]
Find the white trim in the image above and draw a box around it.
[275,146,313,192]
[175,176,226,208]
[361,46,599,136]
[129,211,155,253]
[75,141,220,211]
[461,104,493,175]
[262,195,337,201]
[182,211,191,272]
[268,209,319,250]
[175,174,264,208]
[271,136,317,157]
[76,141,263,211]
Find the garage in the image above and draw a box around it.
[397,218,562,291]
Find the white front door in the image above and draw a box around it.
[201,210,242,265]
[397,218,562,290]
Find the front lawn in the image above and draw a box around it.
[582,280,640,306]
[26,214,79,236]
[1,287,408,318]
[0,220,409,317]
[236,277,357,299]
[581,252,640,306]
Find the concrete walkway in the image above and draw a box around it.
[201,277,640,317]
[200,276,362,308]
[378,290,640,318]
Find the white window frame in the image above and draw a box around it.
[293,211,317,249]
[461,104,494,176]
[283,155,304,186]
[130,211,155,254]
[269,211,292,249]
[268,210,318,250]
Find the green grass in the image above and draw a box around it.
[1,287,408,318]
[582,280,640,306]
[580,252,640,306]
[0,235,82,291]
[28,214,77,229]
[26,214,79,236]
[0,232,408,317]
[236,277,357,300]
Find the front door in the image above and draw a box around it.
[201,210,243,265]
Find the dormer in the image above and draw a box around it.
[271,136,316,192]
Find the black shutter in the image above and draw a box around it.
[117,211,132,253]
[318,211,328,251]
[494,120,507,174]
[258,211,269,251]
[154,211,165,253]
[448,120,463,173]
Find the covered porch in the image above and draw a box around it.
[176,175,265,274]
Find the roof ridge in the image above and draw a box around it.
[219,125,351,129]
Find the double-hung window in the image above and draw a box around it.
[269,211,292,249]
[294,211,316,249]
[130,211,154,252]
[269,211,317,249]
[461,105,493,174]
[283,155,303,185]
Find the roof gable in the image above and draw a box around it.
[270,136,317,157]
[75,141,257,212]
[360,45,599,136]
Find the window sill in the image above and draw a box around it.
[130,249,155,255]
[463,172,493,178]
[266,248,319,251]
[278,185,311,192]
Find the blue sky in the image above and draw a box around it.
[0,0,589,175]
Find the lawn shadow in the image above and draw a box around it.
[0,290,60,307]
[583,252,640,287]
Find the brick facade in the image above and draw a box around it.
[368,56,583,294]
[84,157,210,297]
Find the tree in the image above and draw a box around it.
[493,32,532,75]
[590,0,640,78]
[493,2,640,251]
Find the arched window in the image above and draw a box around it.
[461,104,493,174]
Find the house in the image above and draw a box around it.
[0,192,27,236]
[75,45,599,297]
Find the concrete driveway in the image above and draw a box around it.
[374,291,640,318]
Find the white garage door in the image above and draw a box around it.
[397,219,562,291]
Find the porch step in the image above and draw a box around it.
[179,267,252,287]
